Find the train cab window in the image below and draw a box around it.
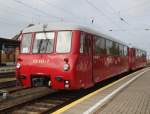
[106,40,112,55]
[21,33,32,53]
[95,36,106,54]
[56,31,72,53]
[124,46,128,56]
[33,32,54,53]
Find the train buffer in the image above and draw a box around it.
[52,67,150,114]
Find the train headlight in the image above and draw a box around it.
[64,80,70,88]
[65,80,69,84]
[63,63,70,71]
[16,63,21,69]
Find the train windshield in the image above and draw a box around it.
[56,31,72,53]
[21,33,32,53]
[33,32,55,53]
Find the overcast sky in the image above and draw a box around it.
[0,0,150,55]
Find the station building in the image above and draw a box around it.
[0,37,20,73]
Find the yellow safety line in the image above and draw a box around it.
[52,69,145,114]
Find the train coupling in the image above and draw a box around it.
[31,76,51,87]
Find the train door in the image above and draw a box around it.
[79,32,94,88]
[132,48,136,68]
[129,48,136,70]
[85,34,93,88]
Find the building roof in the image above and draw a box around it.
[0,37,20,46]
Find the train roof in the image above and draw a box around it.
[23,22,129,46]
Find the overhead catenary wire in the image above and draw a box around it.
[13,0,62,21]
[0,1,52,23]
[105,0,129,25]
[100,0,141,40]
[85,0,132,33]
[85,0,129,34]
[85,0,119,27]
[109,28,150,31]
[119,0,150,13]
[0,0,59,25]
[85,0,145,48]
[41,0,80,20]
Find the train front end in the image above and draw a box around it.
[16,25,80,89]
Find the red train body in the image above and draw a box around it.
[16,23,147,90]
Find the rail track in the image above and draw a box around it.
[0,87,56,114]
[0,71,16,90]
[1,86,26,93]
[0,72,15,78]
[0,68,145,114]
[0,71,130,114]
[0,78,17,89]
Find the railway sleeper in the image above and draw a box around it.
[49,96,70,101]
[23,105,48,112]
[34,102,57,108]
[12,109,41,114]
[43,99,65,104]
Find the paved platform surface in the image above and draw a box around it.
[52,67,150,114]
[95,68,150,114]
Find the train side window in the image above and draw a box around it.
[137,49,139,57]
[142,51,144,57]
[80,33,89,54]
[124,46,128,56]
[80,33,84,53]
[95,36,106,54]
[116,43,119,55]
[144,52,147,57]
[119,44,124,56]
[143,51,146,57]
[140,50,143,57]
[138,50,140,57]
[106,39,112,55]
[139,50,141,57]
[112,42,119,55]
[84,34,91,54]
[136,49,139,57]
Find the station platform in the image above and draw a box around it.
[52,67,150,114]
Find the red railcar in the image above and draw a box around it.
[16,23,146,90]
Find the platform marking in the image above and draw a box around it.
[51,68,148,114]
[83,68,150,114]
